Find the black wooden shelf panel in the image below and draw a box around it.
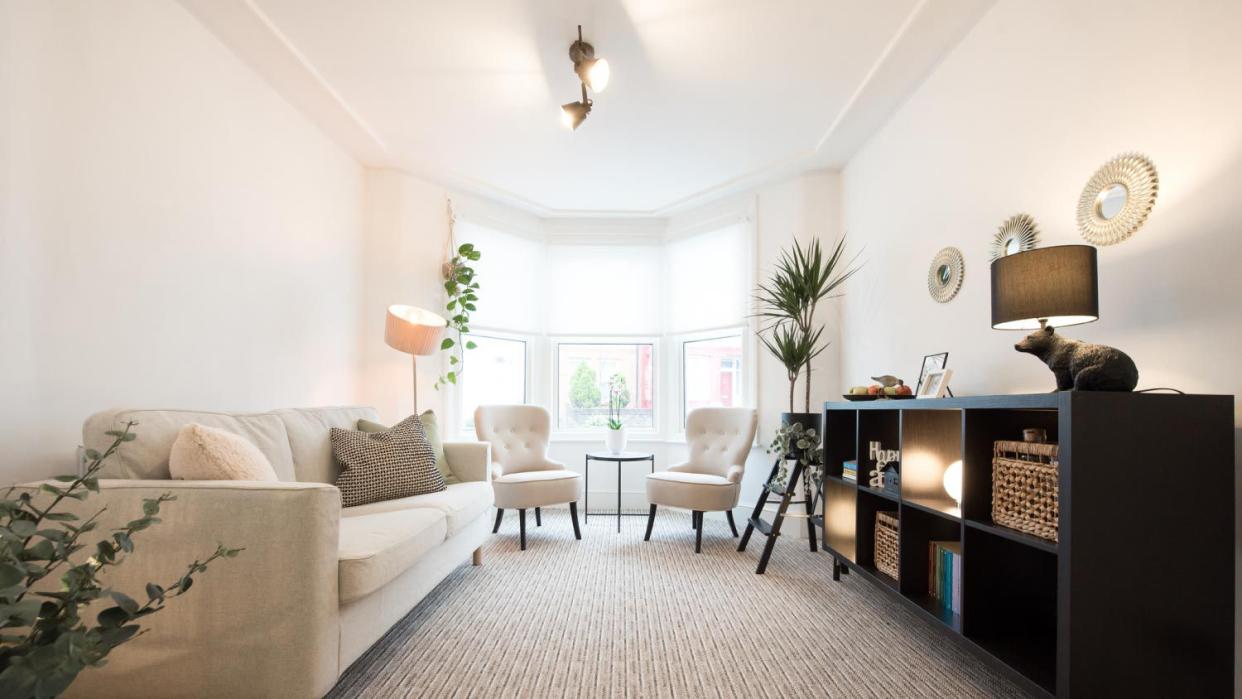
[964,518,1057,554]
[856,485,898,502]
[907,593,962,633]
[901,497,960,522]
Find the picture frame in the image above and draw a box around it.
[916,368,953,399]
[916,352,949,392]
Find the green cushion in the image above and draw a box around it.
[358,410,457,484]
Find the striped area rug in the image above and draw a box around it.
[328,510,1029,698]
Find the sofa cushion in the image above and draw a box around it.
[169,424,279,481]
[338,508,447,604]
[273,406,380,484]
[358,410,458,485]
[341,481,493,536]
[331,415,446,508]
[84,409,296,481]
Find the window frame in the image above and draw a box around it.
[678,327,749,428]
[450,328,533,438]
[550,335,661,440]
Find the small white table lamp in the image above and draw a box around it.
[384,305,447,413]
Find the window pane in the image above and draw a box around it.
[683,335,744,421]
[460,335,526,432]
[557,343,654,430]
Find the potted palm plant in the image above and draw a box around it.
[754,236,861,435]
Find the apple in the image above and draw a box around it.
[867,385,880,395]
[851,386,869,395]
[884,386,898,396]
[896,384,913,396]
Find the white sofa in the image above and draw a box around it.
[59,406,493,699]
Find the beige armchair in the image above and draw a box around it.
[644,407,758,552]
[474,405,582,550]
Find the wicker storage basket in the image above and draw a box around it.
[875,511,900,580]
[992,440,1060,542]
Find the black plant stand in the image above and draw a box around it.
[737,454,819,574]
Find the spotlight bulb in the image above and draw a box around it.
[560,101,590,130]
[580,57,610,92]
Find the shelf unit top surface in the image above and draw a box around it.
[825,391,1232,412]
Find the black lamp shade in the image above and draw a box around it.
[991,245,1099,330]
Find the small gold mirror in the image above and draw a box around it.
[928,247,964,303]
[1078,153,1158,245]
[989,213,1040,262]
[1095,183,1128,220]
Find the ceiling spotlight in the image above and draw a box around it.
[560,93,591,130]
[559,25,606,130]
[568,25,609,92]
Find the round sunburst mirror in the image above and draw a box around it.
[990,213,1040,262]
[927,247,965,303]
[1076,153,1158,245]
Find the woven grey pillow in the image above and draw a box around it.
[331,414,446,508]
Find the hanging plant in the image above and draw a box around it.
[436,242,481,389]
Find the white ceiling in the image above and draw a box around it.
[183,0,993,215]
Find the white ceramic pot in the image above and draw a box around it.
[604,427,627,454]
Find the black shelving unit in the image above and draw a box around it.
[818,392,1234,698]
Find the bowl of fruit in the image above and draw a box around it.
[845,378,914,401]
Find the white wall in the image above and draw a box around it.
[0,1,365,483]
[840,0,1242,402]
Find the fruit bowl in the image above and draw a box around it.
[842,394,878,402]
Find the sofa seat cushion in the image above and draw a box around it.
[492,469,581,509]
[646,470,739,511]
[341,481,494,537]
[338,509,447,604]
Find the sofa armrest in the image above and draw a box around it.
[24,479,342,699]
[444,441,491,482]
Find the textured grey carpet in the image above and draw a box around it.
[329,510,1029,698]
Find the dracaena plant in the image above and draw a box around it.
[436,242,482,390]
[0,423,240,699]
[754,236,862,413]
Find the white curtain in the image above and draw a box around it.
[665,222,750,333]
[454,218,543,332]
[546,244,662,335]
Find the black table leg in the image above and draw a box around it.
[584,454,589,523]
[616,459,621,533]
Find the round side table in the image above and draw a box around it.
[584,451,655,533]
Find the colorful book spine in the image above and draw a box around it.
[928,541,963,615]
[842,460,858,481]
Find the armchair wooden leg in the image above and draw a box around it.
[519,509,527,550]
[726,509,739,537]
[569,501,582,540]
[472,547,483,566]
[493,508,504,534]
[693,510,703,553]
[644,504,657,541]
[535,507,542,527]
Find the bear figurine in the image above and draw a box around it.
[1014,326,1138,392]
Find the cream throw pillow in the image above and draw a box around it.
[170,423,279,481]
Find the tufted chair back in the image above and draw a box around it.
[474,405,555,475]
[683,408,758,478]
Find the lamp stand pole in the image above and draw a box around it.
[411,354,419,415]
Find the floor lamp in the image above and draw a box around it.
[384,305,447,414]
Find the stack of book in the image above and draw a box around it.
[842,460,858,482]
[929,540,962,614]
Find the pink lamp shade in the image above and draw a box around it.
[384,305,447,356]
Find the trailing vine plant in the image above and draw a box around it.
[766,422,824,494]
[436,242,481,389]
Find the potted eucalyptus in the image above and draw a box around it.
[754,236,861,436]
[604,374,628,454]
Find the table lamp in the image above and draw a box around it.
[991,245,1099,331]
[384,305,447,413]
